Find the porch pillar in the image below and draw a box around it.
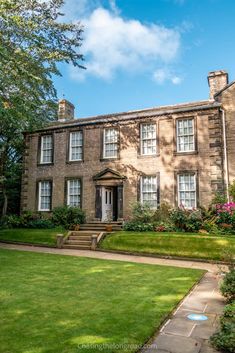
[95,185,102,220]
[117,184,123,220]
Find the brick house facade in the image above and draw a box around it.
[21,70,235,222]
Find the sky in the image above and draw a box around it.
[53,0,235,118]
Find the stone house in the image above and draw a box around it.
[21,70,235,222]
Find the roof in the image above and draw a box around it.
[34,99,221,133]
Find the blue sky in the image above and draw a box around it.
[54,0,235,118]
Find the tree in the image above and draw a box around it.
[0,0,85,215]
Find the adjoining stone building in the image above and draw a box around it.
[21,70,235,222]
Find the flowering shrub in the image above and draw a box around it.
[170,207,203,232]
[155,224,166,232]
[217,202,235,215]
[216,203,235,229]
[123,221,154,232]
[123,201,235,234]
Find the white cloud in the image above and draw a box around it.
[69,7,181,81]
[108,0,120,15]
[153,68,182,85]
[171,76,182,84]
[61,0,100,20]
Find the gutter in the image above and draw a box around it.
[220,108,230,201]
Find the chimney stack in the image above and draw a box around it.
[208,70,228,99]
[58,99,75,121]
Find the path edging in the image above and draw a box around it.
[0,239,57,248]
[97,247,230,265]
[0,239,231,265]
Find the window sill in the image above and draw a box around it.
[66,160,84,164]
[137,153,160,159]
[174,151,198,156]
[100,157,120,162]
[37,163,54,167]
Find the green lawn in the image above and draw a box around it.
[100,231,235,261]
[0,249,203,353]
[0,228,65,246]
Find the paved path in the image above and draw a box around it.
[0,242,225,353]
[142,271,224,353]
[0,242,227,273]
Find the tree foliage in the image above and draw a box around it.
[229,180,235,202]
[0,0,84,215]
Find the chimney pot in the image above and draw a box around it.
[208,70,228,99]
[58,99,75,121]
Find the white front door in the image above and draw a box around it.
[102,187,113,222]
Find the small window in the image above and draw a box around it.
[103,129,118,158]
[177,119,195,152]
[140,123,156,155]
[69,131,83,161]
[38,181,52,211]
[67,179,81,207]
[178,173,196,209]
[141,175,158,208]
[40,135,53,164]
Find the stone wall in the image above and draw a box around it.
[216,84,235,183]
[21,106,224,220]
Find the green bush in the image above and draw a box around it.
[170,208,203,232]
[211,302,235,352]
[123,220,154,232]
[0,212,55,229]
[52,206,85,229]
[0,214,23,228]
[211,191,227,206]
[124,202,175,232]
[152,202,171,223]
[170,208,187,230]
[131,202,155,223]
[154,221,176,232]
[229,180,235,201]
[222,302,235,321]
[27,219,55,229]
[221,269,235,302]
[202,217,220,234]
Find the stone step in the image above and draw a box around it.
[70,231,99,236]
[66,240,91,245]
[90,221,123,225]
[80,225,122,231]
[69,235,92,240]
[63,244,91,250]
[82,223,122,226]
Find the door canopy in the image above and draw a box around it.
[93,168,126,185]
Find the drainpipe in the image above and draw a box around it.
[220,108,229,201]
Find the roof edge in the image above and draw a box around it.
[25,101,222,134]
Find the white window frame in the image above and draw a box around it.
[177,173,197,209]
[69,131,83,161]
[140,123,157,156]
[40,135,53,164]
[176,118,195,153]
[38,181,52,211]
[67,179,81,207]
[103,128,118,159]
[140,175,158,209]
